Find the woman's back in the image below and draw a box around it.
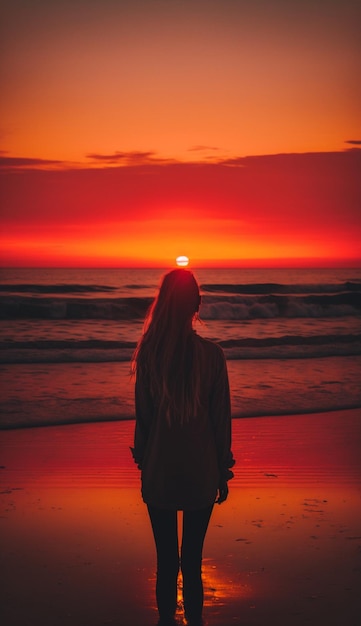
[134,333,233,510]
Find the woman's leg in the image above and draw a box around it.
[181,505,214,623]
[147,505,179,621]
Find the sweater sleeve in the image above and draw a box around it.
[130,367,154,470]
[209,347,235,482]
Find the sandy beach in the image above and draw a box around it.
[1,410,361,626]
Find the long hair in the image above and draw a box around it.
[132,269,202,425]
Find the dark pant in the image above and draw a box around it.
[147,504,214,622]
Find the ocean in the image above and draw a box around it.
[0,267,360,429]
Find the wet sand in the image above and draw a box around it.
[1,410,361,625]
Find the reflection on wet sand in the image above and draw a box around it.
[172,559,253,623]
[202,559,253,612]
[1,409,360,625]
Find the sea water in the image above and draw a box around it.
[0,267,360,428]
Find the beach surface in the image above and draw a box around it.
[1,410,361,626]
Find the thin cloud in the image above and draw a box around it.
[216,156,246,168]
[345,140,361,145]
[0,155,64,169]
[86,150,159,165]
[188,145,220,152]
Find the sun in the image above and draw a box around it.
[176,255,189,267]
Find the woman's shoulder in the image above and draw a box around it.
[194,333,225,360]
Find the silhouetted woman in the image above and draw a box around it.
[131,269,234,626]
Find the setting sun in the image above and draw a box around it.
[176,256,190,267]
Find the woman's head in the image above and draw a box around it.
[150,269,201,329]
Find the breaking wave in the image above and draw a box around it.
[201,292,361,320]
[1,290,359,321]
[201,281,361,295]
[0,295,153,320]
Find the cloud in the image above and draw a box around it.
[188,145,220,152]
[1,148,360,267]
[1,150,359,230]
[345,140,361,145]
[216,156,246,168]
[0,155,64,169]
[85,150,160,165]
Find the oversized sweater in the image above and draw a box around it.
[131,335,235,510]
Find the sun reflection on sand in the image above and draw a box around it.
[202,559,253,606]
[173,558,252,622]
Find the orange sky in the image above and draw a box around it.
[0,0,360,268]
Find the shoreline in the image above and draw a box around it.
[2,355,361,429]
[1,403,361,431]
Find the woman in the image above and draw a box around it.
[131,269,234,626]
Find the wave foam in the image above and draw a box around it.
[1,334,360,364]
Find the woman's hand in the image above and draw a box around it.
[216,481,229,504]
